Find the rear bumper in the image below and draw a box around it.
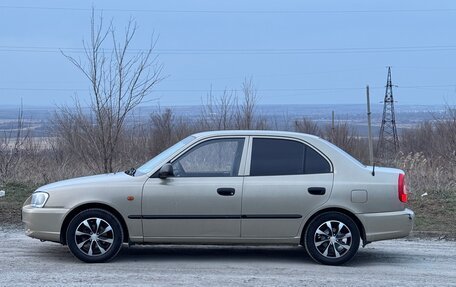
[22,205,68,243]
[358,208,414,242]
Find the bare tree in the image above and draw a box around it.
[200,88,236,130]
[432,107,456,165]
[322,121,369,163]
[0,104,31,184]
[150,108,196,155]
[235,78,258,129]
[401,122,435,155]
[150,108,174,154]
[56,10,163,173]
[294,117,321,136]
[199,79,264,131]
[400,106,456,166]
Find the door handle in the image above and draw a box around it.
[308,187,326,195]
[217,188,235,196]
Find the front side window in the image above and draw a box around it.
[250,138,331,176]
[172,138,245,177]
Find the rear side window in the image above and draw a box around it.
[250,138,331,176]
[305,145,331,174]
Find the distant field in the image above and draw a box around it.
[0,104,447,138]
[0,136,56,149]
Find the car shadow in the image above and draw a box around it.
[37,242,411,266]
[33,243,76,263]
[115,244,410,266]
[116,245,311,264]
[348,247,412,266]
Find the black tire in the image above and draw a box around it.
[304,212,360,265]
[66,208,124,263]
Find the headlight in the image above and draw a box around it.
[31,192,49,208]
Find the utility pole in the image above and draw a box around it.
[377,66,399,160]
[331,110,335,142]
[366,85,374,166]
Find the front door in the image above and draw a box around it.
[142,137,247,238]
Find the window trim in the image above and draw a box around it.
[245,136,333,177]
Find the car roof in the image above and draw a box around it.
[192,130,321,140]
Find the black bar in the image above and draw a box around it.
[128,214,302,220]
[241,214,302,219]
[128,215,240,220]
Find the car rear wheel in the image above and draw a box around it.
[66,209,124,263]
[304,212,360,265]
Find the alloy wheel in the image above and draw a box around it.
[74,217,114,256]
[313,220,352,259]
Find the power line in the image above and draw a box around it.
[1,5,456,14]
[0,85,454,93]
[0,87,369,92]
[399,84,456,89]
[1,45,456,55]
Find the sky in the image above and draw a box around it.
[1,0,456,107]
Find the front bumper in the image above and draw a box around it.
[358,208,415,242]
[22,204,69,243]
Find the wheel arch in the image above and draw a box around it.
[300,207,366,245]
[60,202,130,245]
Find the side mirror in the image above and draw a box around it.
[158,163,173,179]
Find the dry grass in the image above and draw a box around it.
[395,151,456,236]
[408,195,456,236]
[0,183,36,225]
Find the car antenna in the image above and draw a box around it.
[372,163,376,176]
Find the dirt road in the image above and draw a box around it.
[1,226,455,287]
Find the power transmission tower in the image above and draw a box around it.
[377,66,399,160]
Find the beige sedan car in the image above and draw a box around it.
[22,130,414,265]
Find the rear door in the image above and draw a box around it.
[241,137,334,238]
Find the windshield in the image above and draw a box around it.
[136,136,195,175]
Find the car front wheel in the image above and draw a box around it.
[66,208,124,263]
[304,212,360,265]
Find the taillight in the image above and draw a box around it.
[398,173,408,203]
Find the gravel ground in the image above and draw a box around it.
[1,226,456,287]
